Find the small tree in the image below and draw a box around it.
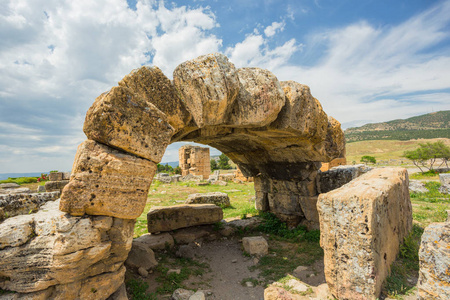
[360,155,376,164]
[218,154,231,170]
[210,159,218,171]
[174,166,181,175]
[403,141,450,172]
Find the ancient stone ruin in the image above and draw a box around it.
[179,145,210,179]
[0,53,416,299]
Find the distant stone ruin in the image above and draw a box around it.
[179,145,210,179]
[0,53,415,300]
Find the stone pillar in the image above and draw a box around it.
[179,145,210,179]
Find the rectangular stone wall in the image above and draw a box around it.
[179,145,210,179]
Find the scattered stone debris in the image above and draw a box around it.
[409,179,429,193]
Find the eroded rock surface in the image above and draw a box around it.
[0,199,134,299]
[418,221,450,299]
[60,140,155,219]
[318,168,412,300]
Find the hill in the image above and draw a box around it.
[345,110,450,142]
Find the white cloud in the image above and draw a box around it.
[264,21,285,37]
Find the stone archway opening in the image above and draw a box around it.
[59,53,345,298]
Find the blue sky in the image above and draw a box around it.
[1,0,450,173]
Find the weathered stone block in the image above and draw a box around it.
[125,242,158,270]
[133,232,174,250]
[147,204,223,233]
[49,172,64,181]
[83,85,174,163]
[242,236,268,257]
[316,164,372,194]
[60,140,155,219]
[271,81,328,143]
[119,65,191,132]
[317,167,412,300]
[418,222,450,299]
[173,53,240,127]
[229,67,285,127]
[185,192,230,207]
[45,180,69,192]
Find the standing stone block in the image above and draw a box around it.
[229,67,285,127]
[60,140,156,219]
[418,222,450,299]
[45,180,69,192]
[173,53,240,127]
[83,85,174,163]
[317,168,412,300]
[147,204,223,233]
[49,172,64,181]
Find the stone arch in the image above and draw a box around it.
[60,53,345,225]
[0,53,346,299]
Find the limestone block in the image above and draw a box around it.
[298,196,319,224]
[0,188,31,195]
[147,204,223,233]
[229,67,285,127]
[49,172,64,181]
[271,81,328,143]
[439,173,450,194]
[173,53,240,127]
[317,168,412,300]
[185,192,230,207]
[83,85,174,163]
[119,65,191,131]
[125,242,158,270]
[44,180,69,192]
[0,191,60,221]
[0,183,20,189]
[418,222,450,299]
[242,236,268,257]
[409,180,429,193]
[60,140,156,219]
[133,233,174,250]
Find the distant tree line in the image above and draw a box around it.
[346,129,450,143]
[156,163,181,174]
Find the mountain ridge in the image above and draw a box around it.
[344,110,450,142]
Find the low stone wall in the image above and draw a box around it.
[255,164,372,228]
[0,191,60,221]
[317,167,412,300]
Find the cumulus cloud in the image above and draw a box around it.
[264,21,285,37]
